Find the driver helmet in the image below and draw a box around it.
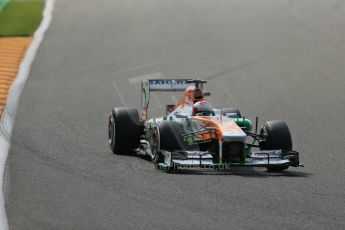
[184,86,196,102]
[192,100,214,116]
[184,85,205,103]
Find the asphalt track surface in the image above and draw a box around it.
[4,0,345,229]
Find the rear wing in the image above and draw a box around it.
[141,79,207,120]
[146,79,193,91]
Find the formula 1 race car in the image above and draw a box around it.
[108,79,302,172]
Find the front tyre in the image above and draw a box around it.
[152,121,186,171]
[158,121,187,151]
[260,120,292,172]
[108,107,140,155]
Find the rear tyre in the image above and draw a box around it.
[259,120,292,171]
[222,108,242,118]
[108,107,140,155]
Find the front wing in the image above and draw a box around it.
[158,149,302,169]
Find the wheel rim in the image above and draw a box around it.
[150,127,160,161]
[108,116,115,145]
[151,133,158,159]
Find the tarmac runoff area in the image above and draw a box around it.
[0,1,54,229]
[3,0,345,229]
[0,37,33,229]
[0,37,33,230]
[0,36,32,230]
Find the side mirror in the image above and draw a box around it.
[226,113,239,118]
[166,104,175,115]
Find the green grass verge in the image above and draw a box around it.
[0,0,11,12]
[0,0,44,36]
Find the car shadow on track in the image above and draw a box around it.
[164,168,312,178]
[133,154,312,178]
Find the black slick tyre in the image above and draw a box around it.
[158,121,186,151]
[108,107,140,155]
[259,120,292,171]
[153,121,186,171]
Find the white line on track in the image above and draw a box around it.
[112,80,128,106]
[0,0,55,229]
[113,62,164,76]
[128,72,164,84]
